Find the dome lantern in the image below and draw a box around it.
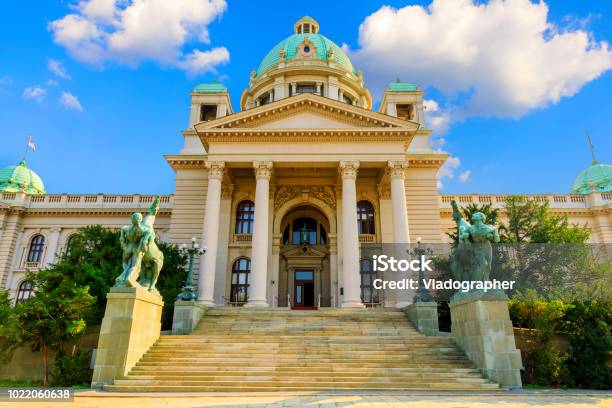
[294,16,319,34]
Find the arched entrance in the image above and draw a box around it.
[277,205,332,308]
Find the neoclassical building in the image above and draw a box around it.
[1,17,611,308]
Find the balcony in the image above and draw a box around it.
[232,233,253,244]
[439,193,610,209]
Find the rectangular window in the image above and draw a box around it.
[396,104,414,121]
[200,105,217,121]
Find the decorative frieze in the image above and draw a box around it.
[274,186,299,210]
[310,186,336,209]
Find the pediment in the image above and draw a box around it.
[195,93,419,131]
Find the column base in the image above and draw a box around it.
[342,300,365,308]
[197,298,216,307]
[244,300,269,308]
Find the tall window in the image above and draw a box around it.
[360,258,379,304]
[65,235,76,256]
[16,280,34,304]
[27,234,45,263]
[343,94,353,105]
[200,105,217,121]
[235,200,255,234]
[357,201,375,234]
[230,258,250,304]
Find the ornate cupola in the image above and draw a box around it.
[294,16,319,34]
[240,16,372,110]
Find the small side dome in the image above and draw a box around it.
[571,161,612,194]
[0,160,46,195]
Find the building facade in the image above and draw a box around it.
[1,17,611,308]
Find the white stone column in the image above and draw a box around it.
[198,161,225,306]
[388,161,410,244]
[339,161,363,308]
[246,161,273,307]
[388,161,412,308]
[43,227,62,266]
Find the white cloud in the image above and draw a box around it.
[23,86,47,103]
[178,47,230,76]
[49,0,230,75]
[459,170,472,182]
[46,79,59,87]
[60,91,84,111]
[48,59,71,79]
[353,0,612,119]
[437,155,460,180]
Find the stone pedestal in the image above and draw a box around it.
[450,292,523,388]
[91,287,163,388]
[172,300,207,334]
[403,302,439,336]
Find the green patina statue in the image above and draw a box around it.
[450,200,500,284]
[114,196,164,294]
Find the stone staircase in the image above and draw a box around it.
[104,307,500,391]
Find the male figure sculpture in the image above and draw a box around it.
[450,200,500,283]
[114,196,164,293]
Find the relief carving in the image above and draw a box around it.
[310,186,336,209]
[274,186,298,210]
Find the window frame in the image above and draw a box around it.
[357,200,376,235]
[27,234,45,263]
[230,258,251,304]
[16,280,34,304]
[235,200,255,234]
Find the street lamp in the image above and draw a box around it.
[176,237,206,301]
[410,237,434,303]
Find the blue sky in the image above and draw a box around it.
[1,0,611,195]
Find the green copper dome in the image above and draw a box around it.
[571,161,612,194]
[256,17,356,78]
[0,160,45,195]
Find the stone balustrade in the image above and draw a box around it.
[0,193,174,209]
[440,193,611,209]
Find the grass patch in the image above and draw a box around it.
[0,379,43,387]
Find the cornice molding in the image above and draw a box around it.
[164,155,207,171]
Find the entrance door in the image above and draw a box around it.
[294,269,315,308]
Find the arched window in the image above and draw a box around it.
[230,258,250,304]
[16,280,34,304]
[235,200,255,234]
[357,201,375,234]
[292,217,317,245]
[27,234,45,263]
[65,235,76,256]
[360,258,379,304]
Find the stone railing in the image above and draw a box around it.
[232,233,253,244]
[359,234,376,243]
[439,193,611,209]
[0,193,174,209]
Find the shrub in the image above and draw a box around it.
[49,351,92,387]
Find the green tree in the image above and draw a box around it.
[499,197,589,244]
[0,271,94,386]
[48,225,186,328]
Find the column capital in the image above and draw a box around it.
[205,161,226,180]
[339,161,360,180]
[253,161,273,180]
[387,160,408,180]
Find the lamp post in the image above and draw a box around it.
[176,237,206,301]
[410,237,434,303]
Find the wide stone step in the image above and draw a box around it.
[135,361,475,369]
[129,366,481,374]
[112,378,493,387]
[122,372,487,381]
